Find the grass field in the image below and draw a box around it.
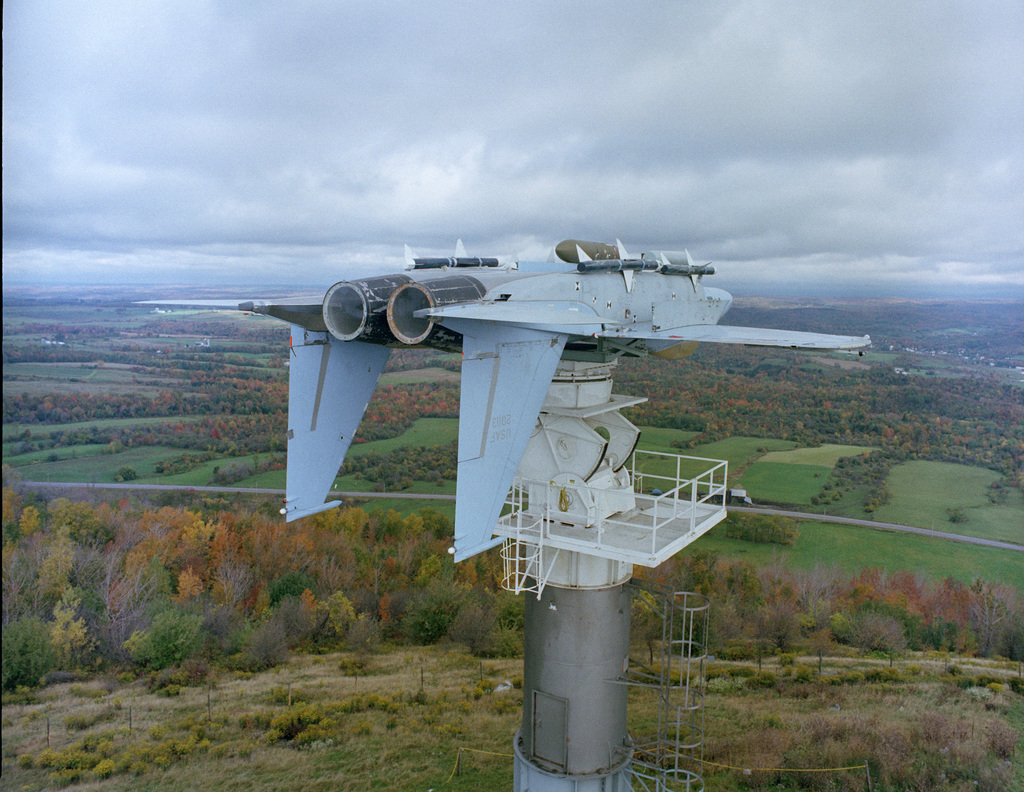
[691,519,1024,589]
[346,418,459,456]
[8,446,183,483]
[3,443,111,467]
[379,367,461,385]
[758,444,877,466]
[736,462,833,504]
[2,645,1020,792]
[873,460,1024,545]
[3,415,203,442]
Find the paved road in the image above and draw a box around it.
[19,480,1024,553]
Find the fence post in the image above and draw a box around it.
[864,761,873,792]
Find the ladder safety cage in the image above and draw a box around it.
[623,579,710,792]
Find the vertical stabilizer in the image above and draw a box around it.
[443,318,568,561]
[283,326,390,520]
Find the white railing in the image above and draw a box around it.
[496,451,727,567]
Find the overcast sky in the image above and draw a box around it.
[3,0,1022,297]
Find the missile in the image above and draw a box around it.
[412,257,500,269]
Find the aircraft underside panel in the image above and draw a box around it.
[444,318,568,561]
[284,326,391,520]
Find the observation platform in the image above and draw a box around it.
[497,451,727,594]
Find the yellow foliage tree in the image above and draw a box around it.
[19,506,42,538]
[1,484,19,527]
[174,567,204,603]
[39,526,74,602]
[313,591,355,646]
[50,591,92,668]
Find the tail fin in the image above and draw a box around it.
[283,326,391,520]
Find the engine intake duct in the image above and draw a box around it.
[387,275,486,347]
[322,274,411,342]
[413,257,500,269]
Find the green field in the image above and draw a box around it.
[10,445,182,483]
[759,443,877,466]
[4,360,174,395]
[691,519,1024,589]
[736,462,833,504]
[3,415,202,441]
[873,460,1024,545]
[346,418,458,456]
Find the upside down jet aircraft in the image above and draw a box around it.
[240,239,870,561]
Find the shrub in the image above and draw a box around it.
[793,665,815,683]
[268,572,316,607]
[864,667,903,683]
[492,625,523,658]
[268,703,323,741]
[405,583,464,645]
[2,618,56,691]
[749,671,778,688]
[345,614,381,655]
[447,601,497,656]
[124,609,203,670]
[986,721,1019,760]
[238,617,288,671]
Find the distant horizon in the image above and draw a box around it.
[3,276,1020,303]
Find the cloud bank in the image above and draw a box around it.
[4,0,1022,297]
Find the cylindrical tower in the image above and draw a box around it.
[501,359,727,792]
[512,361,637,791]
[516,582,633,789]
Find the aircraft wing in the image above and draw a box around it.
[426,301,604,333]
[604,323,871,350]
[283,325,391,520]
[440,317,568,561]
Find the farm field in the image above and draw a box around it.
[874,460,1024,545]
[758,444,877,466]
[736,461,833,504]
[3,415,204,442]
[693,519,1024,589]
[6,446,182,483]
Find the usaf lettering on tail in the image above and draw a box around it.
[240,239,870,561]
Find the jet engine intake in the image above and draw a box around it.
[386,275,486,347]
[322,274,410,342]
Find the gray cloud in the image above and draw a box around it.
[3,0,1022,297]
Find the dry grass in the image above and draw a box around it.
[2,648,1021,792]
